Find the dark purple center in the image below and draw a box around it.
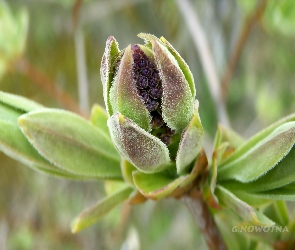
[131,44,175,145]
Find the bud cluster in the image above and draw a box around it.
[131,45,174,145]
[103,34,202,174]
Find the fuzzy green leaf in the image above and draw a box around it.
[220,146,295,193]
[133,155,204,200]
[252,182,295,201]
[176,100,203,174]
[0,90,43,112]
[152,40,194,132]
[242,147,295,191]
[71,184,133,233]
[273,200,289,226]
[220,113,295,167]
[18,109,122,179]
[121,159,137,185]
[210,142,229,195]
[104,180,130,196]
[159,36,196,98]
[107,113,171,173]
[215,185,274,225]
[109,45,151,131]
[133,170,182,200]
[100,36,120,116]
[214,124,245,152]
[0,103,84,179]
[229,190,271,208]
[137,33,196,98]
[218,122,295,182]
[90,104,110,137]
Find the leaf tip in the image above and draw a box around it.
[70,217,81,234]
[17,115,26,127]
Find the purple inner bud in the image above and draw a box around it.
[151,112,164,128]
[133,63,141,71]
[160,134,171,145]
[149,88,163,99]
[137,76,149,89]
[148,61,154,68]
[149,79,158,88]
[164,126,175,137]
[132,45,141,54]
[130,44,175,146]
[133,53,141,62]
[139,59,147,68]
[138,90,149,103]
[153,72,160,81]
[146,99,159,112]
[141,68,152,77]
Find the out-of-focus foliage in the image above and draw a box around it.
[264,0,295,36]
[239,0,295,36]
[0,0,28,79]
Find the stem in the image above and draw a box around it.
[15,58,87,117]
[176,0,230,127]
[74,28,90,113]
[183,188,227,250]
[221,0,268,101]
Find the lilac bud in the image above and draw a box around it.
[101,34,203,174]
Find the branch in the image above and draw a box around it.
[176,0,230,127]
[72,0,90,113]
[74,28,90,113]
[221,0,268,101]
[15,58,86,117]
[183,188,227,250]
[72,0,83,29]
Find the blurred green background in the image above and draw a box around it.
[1,0,295,249]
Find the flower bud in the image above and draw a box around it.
[101,33,203,174]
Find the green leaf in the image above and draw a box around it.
[243,146,295,191]
[0,103,83,179]
[100,36,120,116]
[219,113,295,167]
[221,146,295,193]
[176,100,204,174]
[210,142,229,195]
[218,122,295,182]
[252,182,295,201]
[133,171,182,200]
[215,185,274,226]
[107,113,171,173]
[90,104,110,137]
[133,154,205,200]
[104,180,130,196]
[159,36,196,98]
[0,100,22,122]
[215,124,245,151]
[273,201,289,226]
[0,119,78,178]
[0,91,43,112]
[109,45,151,131]
[121,159,137,185]
[152,40,194,132]
[259,202,287,230]
[71,184,133,233]
[138,33,196,98]
[18,109,122,179]
[229,190,271,208]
